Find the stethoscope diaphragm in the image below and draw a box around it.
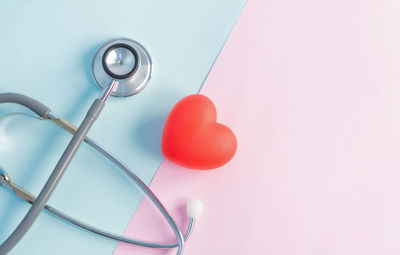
[91,38,152,97]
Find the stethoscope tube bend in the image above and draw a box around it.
[0,38,203,255]
[0,93,106,255]
[0,93,202,254]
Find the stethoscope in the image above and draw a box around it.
[0,38,203,255]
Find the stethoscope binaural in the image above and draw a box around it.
[0,38,203,255]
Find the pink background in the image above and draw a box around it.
[115,0,400,254]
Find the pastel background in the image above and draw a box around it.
[0,1,245,254]
[115,0,400,255]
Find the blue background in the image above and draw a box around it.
[0,0,245,254]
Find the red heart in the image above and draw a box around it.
[162,94,237,170]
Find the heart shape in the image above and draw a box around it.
[162,94,237,170]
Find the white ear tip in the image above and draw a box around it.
[186,199,204,219]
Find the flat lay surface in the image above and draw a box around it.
[2,0,400,254]
[116,0,400,254]
[0,1,246,254]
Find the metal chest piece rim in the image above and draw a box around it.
[91,38,152,97]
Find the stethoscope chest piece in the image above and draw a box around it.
[92,38,152,97]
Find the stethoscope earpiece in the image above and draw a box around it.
[186,199,204,219]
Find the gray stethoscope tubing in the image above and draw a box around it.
[0,91,108,255]
[0,38,192,255]
[0,98,195,248]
